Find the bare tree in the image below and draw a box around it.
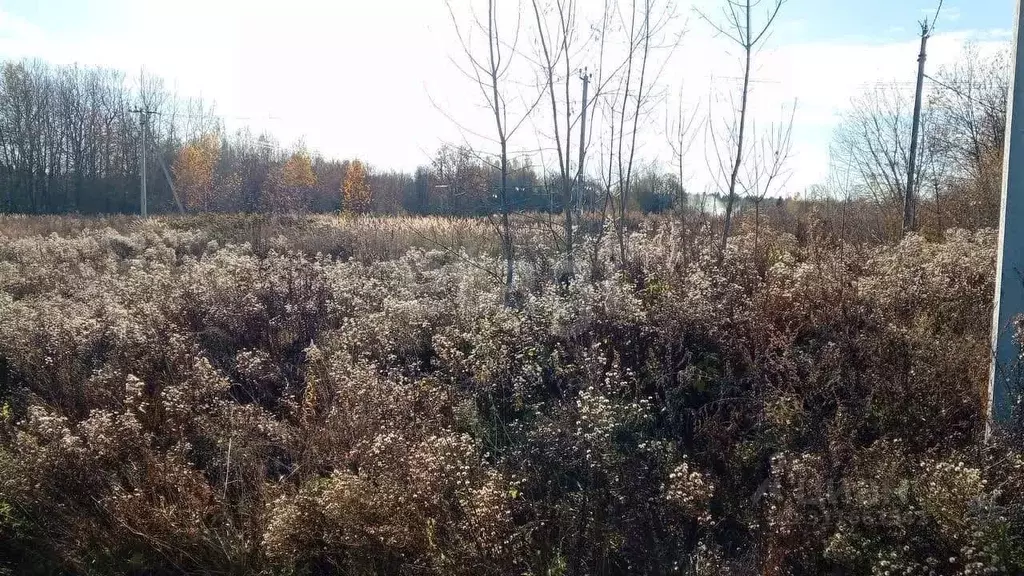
[529,0,675,276]
[529,0,584,280]
[433,144,488,215]
[611,0,653,267]
[529,0,635,280]
[604,0,681,269]
[590,79,619,278]
[581,0,624,279]
[826,146,858,245]
[666,88,702,265]
[698,0,785,254]
[927,44,1009,230]
[448,0,540,304]
[832,84,934,237]
[742,101,795,252]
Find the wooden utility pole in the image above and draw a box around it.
[904,25,929,235]
[904,0,944,235]
[141,110,148,217]
[989,0,1024,426]
[132,107,157,217]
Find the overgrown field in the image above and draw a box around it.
[0,213,1021,575]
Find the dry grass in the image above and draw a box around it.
[0,212,1020,575]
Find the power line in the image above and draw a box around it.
[161,114,284,122]
[923,73,1005,113]
[715,75,998,88]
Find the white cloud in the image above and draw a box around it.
[0,8,57,61]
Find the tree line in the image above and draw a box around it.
[0,5,1008,250]
[0,59,702,217]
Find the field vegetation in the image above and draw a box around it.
[0,0,1017,573]
[0,207,1020,575]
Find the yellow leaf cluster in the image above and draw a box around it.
[342,160,372,214]
[282,152,317,190]
[263,151,318,213]
[173,133,220,211]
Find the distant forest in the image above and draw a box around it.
[0,38,1008,226]
[0,60,694,217]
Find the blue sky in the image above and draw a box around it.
[2,0,1012,43]
[0,0,1016,191]
[781,0,1013,42]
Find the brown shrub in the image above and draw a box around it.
[0,213,1019,575]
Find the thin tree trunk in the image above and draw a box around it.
[721,0,753,256]
[621,0,652,271]
[486,0,515,304]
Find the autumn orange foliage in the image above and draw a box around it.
[172,133,220,211]
[264,151,317,213]
[342,160,372,214]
